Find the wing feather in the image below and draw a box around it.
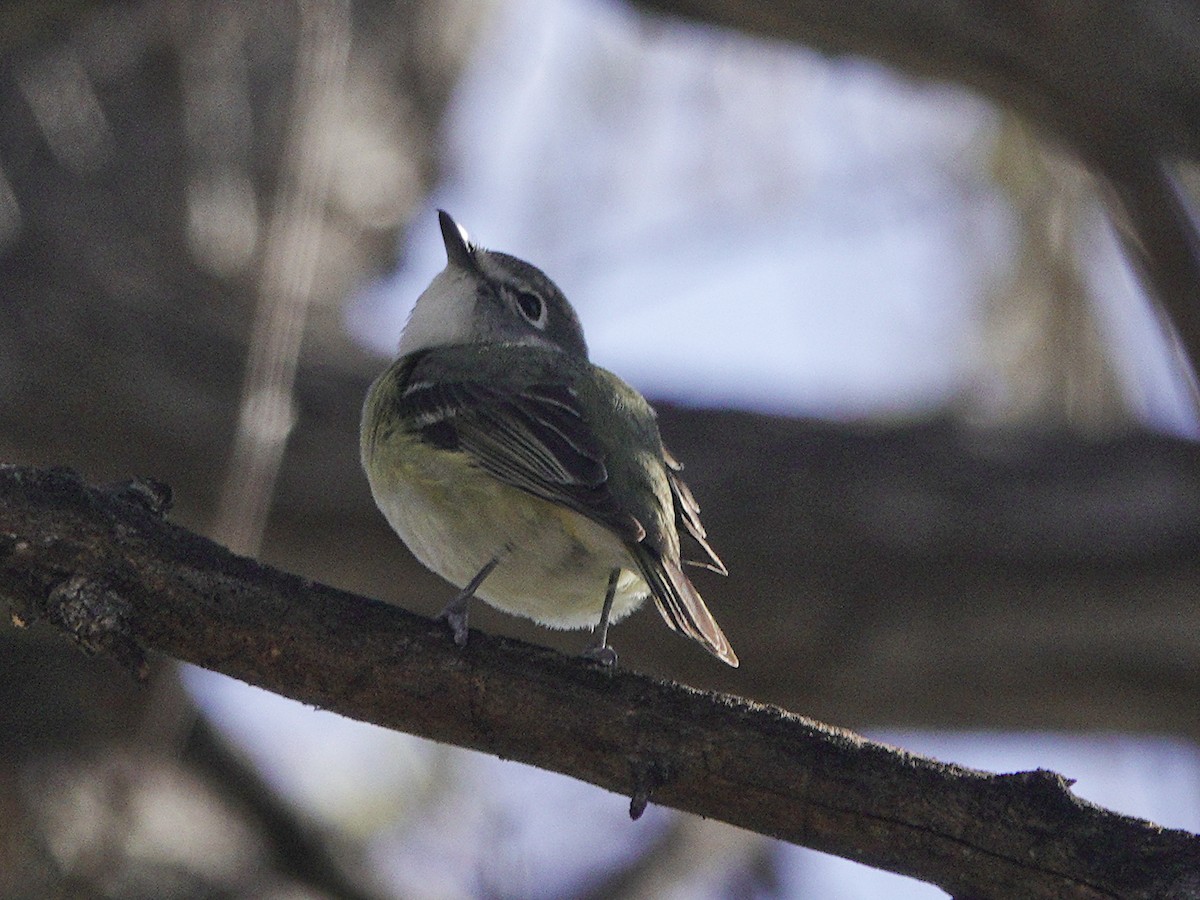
[662,448,727,575]
[395,373,638,542]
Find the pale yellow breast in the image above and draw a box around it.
[364,431,649,630]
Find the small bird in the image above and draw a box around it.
[361,212,737,667]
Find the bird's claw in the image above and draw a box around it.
[581,644,618,668]
[436,607,470,648]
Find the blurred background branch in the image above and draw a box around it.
[635,0,1200,393]
[212,0,352,555]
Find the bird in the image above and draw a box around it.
[360,211,737,667]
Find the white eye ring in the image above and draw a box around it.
[513,289,548,329]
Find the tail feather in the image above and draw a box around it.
[636,548,738,667]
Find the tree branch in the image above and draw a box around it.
[1,465,1198,898]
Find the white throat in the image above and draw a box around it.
[397,267,477,356]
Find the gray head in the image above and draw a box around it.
[397,211,589,359]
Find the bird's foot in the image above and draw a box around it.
[436,597,471,648]
[581,643,618,668]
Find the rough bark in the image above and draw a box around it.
[2,464,1199,899]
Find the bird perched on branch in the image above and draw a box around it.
[361,211,736,667]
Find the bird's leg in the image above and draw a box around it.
[582,569,620,667]
[437,557,499,647]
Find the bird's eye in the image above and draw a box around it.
[514,289,547,328]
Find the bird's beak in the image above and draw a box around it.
[438,210,478,271]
